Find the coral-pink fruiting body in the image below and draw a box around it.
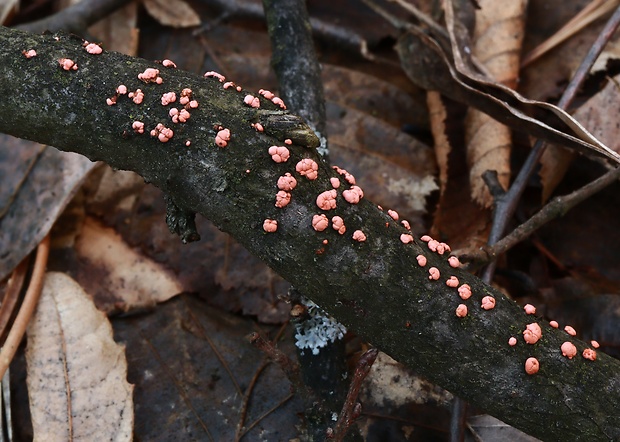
[481,296,496,310]
[583,348,597,361]
[215,128,231,147]
[446,276,459,288]
[296,159,319,180]
[330,177,340,189]
[456,304,468,318]
[333,166,356,185]
[343,186,364,204]
[561,341,577,359]
[117,85,128,95]
[401,220,411,230]
[352,230,366,242]
[259,89,275,100]
[458,284,472,300]
[204,71,225,82]
[150,123,173,142]
[428,267,440,280]
[275,191,291,208]
[106,97,116,106]
[316,190,337,210]
[591,340,600,349]
[284,139,292,145]
[162,59,177,68]
[170,108,190,123]
[524,304,536,315]
[263,219,277,232]
[223,81,235,89]
[312,214,329,231]
[244,94,260,108]
[525,357,539,375]
[416,255,427,267]
[549,321,559,328]
[161,92,177,105]
[23,49,37,58]
[509,337,517,346]
[400,234,414,244]
[129,89,144,104]
[85,43,102,54]
[132,121,144,134]
[59,58,78,70]
[252,122,264,132]
[436,243,447,255]
[448,256,460,268]
[268,145,290,163]
[565,325,577,336]
[420,235,432,242]
[138,68,161,83]
[186,140,191,146]
[331,216,346,234]
[427,239,439,252]
[388,210,399,221]
[272,96,286,109]
[440,242,451,252]
[277,173,297,191]
[523,323,542,344]
[189,100,198,108]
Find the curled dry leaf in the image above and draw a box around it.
[142,0,201,28]
[26,272,133,441]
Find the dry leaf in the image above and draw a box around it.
[467,414,542,441]
[26,272,133,441]
[89,2,139,56]
[143,0,201,28]
[427,91,450,195]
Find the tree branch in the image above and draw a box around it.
[2,27,620,440]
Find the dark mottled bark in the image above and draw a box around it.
[1,27,620,441]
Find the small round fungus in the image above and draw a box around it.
[331,216,346,234]
[352,230,367,242]
[284,139,292,145]
[523,322,542,344]
[583,348,597,361]
[117,85,128,95]
[130,89,144,104]
[458,284,472,300]
[296,159,319,180]
[277,173,297,191]
[268,145,290,163]
[275,191,291,208]
[312,214,329,231]
[332,166,356,185]
[343,186,364,204]
[204,71,225,82]
[448,256,460,268]
[509,337,517,346]
[23,49,37,58]
[330,177,340,189]
[59,58,77,71]
[436,243,448,255]
[162,59,177,68]
[316,190,337,210]
[161,91,177,105]
[106,97,116,106]
[400,234,414,244]
[388,210,399,221]
[456,304,468,318]
[401,220,411,230]
[263,219,278,232]
[524,304,536,315]
[427,239,439,252]
[549,320,559,328]
[561,341,577,359]
[416,255,427,267]
[138,67,161,83]
[591,340,600,349]
[186,140,191,146]
[215,128,231,147]
[252,122,264,132]
[259,89,275,100]
[132,121,144,134]
[244,94,260,108]
[428,267,440,280]
[272,96,287,109]
[525,357,539,375]
[85,42,102,54]
[481,296,496,310]
[150,123,174,143]
[565,325,577,336]
[420,235,432,242]
[446,276,459,288]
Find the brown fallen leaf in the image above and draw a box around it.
[26,272,133,441]
[143,0,201,28]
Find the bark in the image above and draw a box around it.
[1,27,620,441]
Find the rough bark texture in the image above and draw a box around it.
[2,27,620,441]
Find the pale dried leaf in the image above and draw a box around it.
[75,216,182,313]
[427,91,450,195]
[466,414,542,441]
[26,272,133,442]
[539,146,575,203]
[143,0,201,28]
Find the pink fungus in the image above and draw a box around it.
[150,123,173,142]
[312,214,329,231]
[223,81,235,89]
[458,284,472,300]
[448,256,460,268]
[583,348,597,361]
[179,88,192,105]
[85,42,102,54]
[215,128,231,147]
[275,191,291,208]
[316,190,337,210]
[284,138,292,145]
[343,186,364,204]
[186,140,191,146]
[332,216,346,234]
[400,234,414,244]
[549,320,559,328]
[388,210,399,221]
[525,357,539,375]
[427,239,439,252]
[252,122,264,132]
[132,121,144,134]
[204,71,225,82]
[59,58,77,71]
[416,255,427,267]
[446,276,459,288]
[428,267,440,280]
[352,230,367,242]
[129,89,144,104]
[561,341,577,359]
[323,239,328,245]
[162,59,177,68]
[161,92,177,105]
[268,145,290,163]
[116,85,128,95]
[333,166,356,185]
[272,96,286,109]
[481,296,496,310]
[189,100,199,108]
[169,108,190,123]
[106,97,116,106]
[523,322,542,344]
[509,337,517,346]
[401,220,411,230]
[244,94,260,108]
[138,67,161,83]
[591,340,600,349]
[420,235,432,242]
[565,325,577,336]
[456,304,468,318]
[524,304,536,315]
[330,177,340,189]
[296,159,319,180]
[259,89,275,100]
[23,49,37,58]
[440,242,452,252]
[263,219,278,233]
[277,173,297,191]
